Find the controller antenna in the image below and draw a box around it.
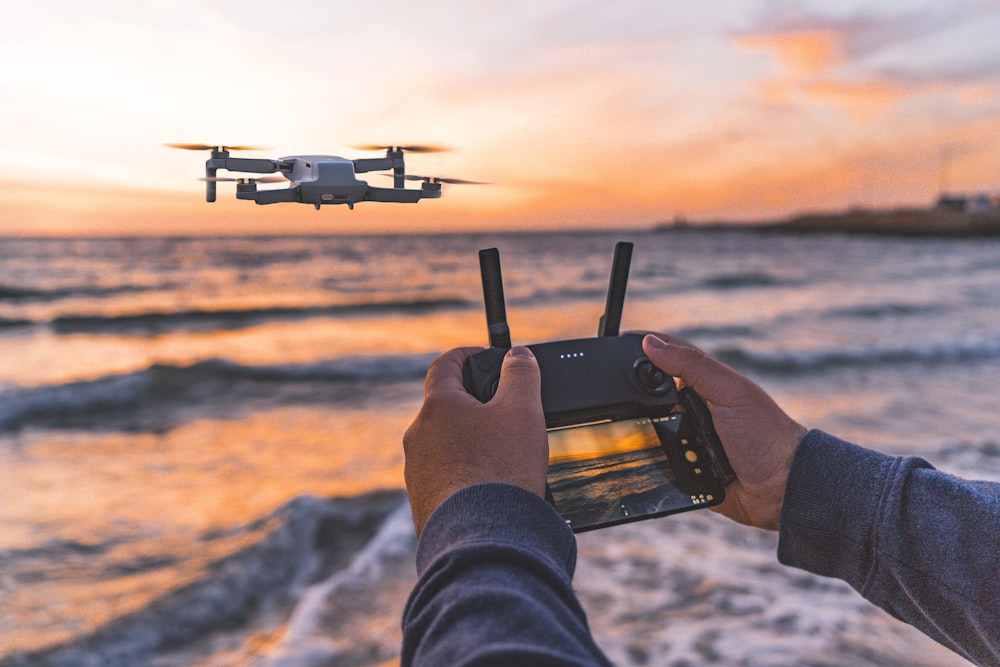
[478,248,512,349]
[598,241,633,337]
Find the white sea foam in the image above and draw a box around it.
[260,501,416,667]
[574,511,971,666]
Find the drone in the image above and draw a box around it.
[165,143,486,210]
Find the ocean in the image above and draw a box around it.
[1,229,997,666]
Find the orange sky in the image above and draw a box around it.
[1,2,999,235]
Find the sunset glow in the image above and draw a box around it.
[2,1,999,235]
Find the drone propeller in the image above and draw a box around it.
[198,176,286,183]
[353,144,451,154]
[166,143,270,152]
[387,174,490,185]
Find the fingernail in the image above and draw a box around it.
[507,346,534,359]
[644,334,667,350]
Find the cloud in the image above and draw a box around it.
[734,30,843,76]
[804,79,909,120]
[738,1,1000,88]
[733,28,912,120]
[729,5,1000,121]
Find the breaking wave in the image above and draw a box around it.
[48,298,473,335]
[0,354,435,434]
[713,338,1000,376]
[0,490,412,667]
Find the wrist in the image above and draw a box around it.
[415,483,575,576]
[762,421,808,529]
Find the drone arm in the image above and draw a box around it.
[208,157,282,174]
[364,186,424,203]
[242,187,301,205]
[353,155,408,187]
[197,148,281,202]
[365,182,442,203]
[205,165,218,202]
[352,157,394,173]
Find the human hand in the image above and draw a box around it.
[642,334,808,531]
[403,346,549,536]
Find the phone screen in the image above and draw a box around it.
[546,415,720,532]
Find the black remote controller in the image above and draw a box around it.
[464,332,678,428]
[462,243,736,526]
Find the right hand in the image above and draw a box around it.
[642,333,808,531]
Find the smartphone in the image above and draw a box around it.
[545,413,726,532]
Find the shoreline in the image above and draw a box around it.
[658,207,1000,237]
[761,207,1000,237]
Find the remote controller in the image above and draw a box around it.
[462,243,736,531]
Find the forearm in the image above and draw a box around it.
[778,430,1000,666]
[402,483,611,667]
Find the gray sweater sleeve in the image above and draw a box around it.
[401,483,612,667]
[778,430,1000,666]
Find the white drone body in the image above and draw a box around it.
[166,144,483,210]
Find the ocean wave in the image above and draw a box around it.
[713,338,1000,376]
[261,497,417,666]
[0,283,162,303]
[698,272,798,290]
[0,316,33,330]
[47,298,472,335]
[0,537,124,568]
[0,490,410,667]
[822,302,946,320]
[0,354,436,434]
[519,286,608,304]
[672,324,762,340]
[0,371,151,433]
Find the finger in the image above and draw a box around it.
[424,346,484,396]
[625,329,700,351]
[642,334,740,406]
[493,346,542,406]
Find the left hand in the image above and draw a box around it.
[403,346,549,536]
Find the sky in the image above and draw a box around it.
[1,0,999,235]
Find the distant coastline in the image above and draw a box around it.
[762,206,1000,237]
[659,195,1000,237]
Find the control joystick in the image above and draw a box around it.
[633,357,672,395]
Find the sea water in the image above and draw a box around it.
[1,230,997,666]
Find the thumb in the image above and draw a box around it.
[642,334,730,405]
[494,346,542,405]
